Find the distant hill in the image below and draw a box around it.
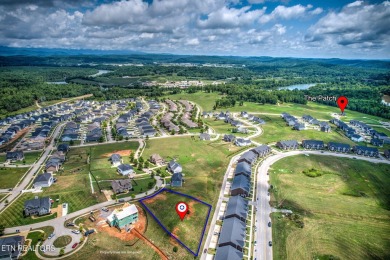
[0,46,145,56]
[0,46,389,70]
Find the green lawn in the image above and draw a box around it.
[204,118,255,137]
[143,136,237,203]
[14,151,42,165]
[253,115,356,145]
[142,190,210,254]
[0,167,27,189]
[0,194,57,227]
[165,92,221,111]
[270,154,390,260]
[166,92,387,125]
[22,228,54,260]
[53,235,72,248]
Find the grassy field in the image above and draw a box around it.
[165,92,387,125]
[270,154,390,260]
[204,118,255,137]
[143,136,238,202]
[253,115,356,145]
[53,235,72,248]
[0,167,27,189]
[165,92,221,111]
[142,190,210,254]
[13,151,42,165]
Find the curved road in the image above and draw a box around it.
[253,150,390,260]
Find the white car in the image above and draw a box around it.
[48,233,55,239]
[72,230,80,234]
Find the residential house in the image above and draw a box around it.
[302,140,324,150]
[224,196,249,222]
[237,151,257,165]
[214,246,244,260]
[199,133,211,141]
[57,144,70,153]
[217,217,246,252]
[171,172,183,187]
[6,151,24,161]
[111,179,132,194]
[223,134,236,143]
[251,145,271,157]
[351,134,364,142]
[0,235,26,260]
[23,196,51,216]
[45,160,60,173]
[327,142,350,153]
[384,149,390,159]
[107,204,138,230]
[371,138,384,147]
[353,146,379,157]
[234,138,251,147]
[320,122,331,132]
[110,154,123,167]
[168,160,182,174]
[230,175,250,197]
[276,140,299,150]
[234,161,251,178]
[293,123,305,131]
[33,173,54,188]
[117,164,134,176]
[149,154,164,165]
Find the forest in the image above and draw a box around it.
[0,53,389,119]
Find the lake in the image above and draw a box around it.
[278,83,317,90]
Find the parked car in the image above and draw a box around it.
[72,230,80,234]
[84,229,95,237]
[72,243,78,249]
[254,241,257,246]
[48,233,55,239]
[268,222,272,227]
[269,241,273,247]
[118,199,125,203]
[66,222,75,227]
[101,207,109,212]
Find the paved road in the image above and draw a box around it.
[253,150,390,260]
[0,123,65,212]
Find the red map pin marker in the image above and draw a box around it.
[336,96,348,113]
[176,202,188,221]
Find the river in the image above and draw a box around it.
[89,70,111,77]
[278,83,317,90]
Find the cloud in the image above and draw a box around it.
[197,6,266,29]
[259,4,311,23]
[186,38,200,46]
[305,1,390,49]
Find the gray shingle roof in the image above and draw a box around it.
[225,196,248,220]
[218,218,246,248]
[215,245,243,260]
[231,175,250,192]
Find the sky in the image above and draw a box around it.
[0,0,389,59]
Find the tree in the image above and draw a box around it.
[69,140,74,146]
[144,161,150,168]
[0,224,4,236]
[151,171,155,179]
[139,157,144,163]
[148,182,154,189]
[173,246,178,252]
[98,136,104,143]
[130,153,135,163]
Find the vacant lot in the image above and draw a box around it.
[253,115,355,145]
[142,190,211,255]
[165,92,221,112]
[14,151,42,165]
[270,155,390,260]
[0,167,27,189]
[143,136,235,202]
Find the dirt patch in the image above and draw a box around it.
[186,201,196,220]
[143,193,167,204]
[132,228,168,260]
[169,227,180,246]
[95,205,147,242]
[102,150,133,158]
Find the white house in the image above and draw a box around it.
[33,173,54,188]
[117,164,134,176]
